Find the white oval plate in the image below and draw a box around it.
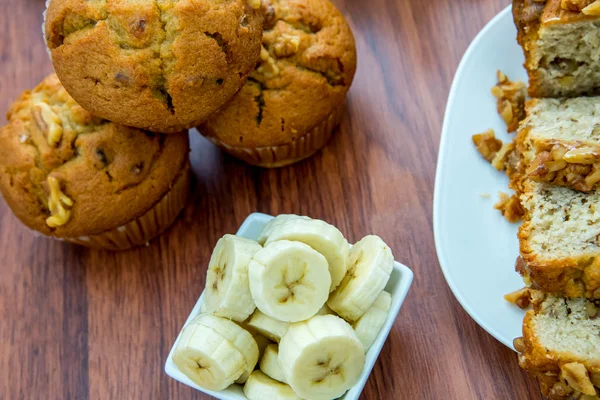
[165,212,414,399]
[433,5,527,350]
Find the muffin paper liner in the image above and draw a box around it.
[209,103,346,168]
[65,165,190,250]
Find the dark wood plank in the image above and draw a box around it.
[0,0,542,399]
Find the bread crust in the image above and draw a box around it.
[513,0,600,98]
[198,0,356,166]
[0,74,190,238]
[517,293,600,399]
[516,98,600,193]
[45,0,263,132]
[516,178,600,298]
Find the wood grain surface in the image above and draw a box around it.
[0,0,542,399]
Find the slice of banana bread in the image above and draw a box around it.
[517,179,600,298]
[513,0,600,97]
[515,291,600,399]
[517,97,600,192]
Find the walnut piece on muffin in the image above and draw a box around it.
[198,0,357,167]
[44,0,263,133]
[0,74,190,250]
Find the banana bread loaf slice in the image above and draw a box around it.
[513,0,600,98]
[515,291,600,400]
[517,179,600,298]
[517,97,600,192]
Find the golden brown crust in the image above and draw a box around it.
[64,165,190,249]
[198,0,356,166]
[0,74,190,238]
[45,0,263,132]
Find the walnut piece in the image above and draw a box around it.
[504,287,532,309]
[586,301,599,319]
[513,337,527,353]
[256,46,280,78]
[491,70,527,132]
[560,362,597,396]
[32,102,64,146]
[274,34,301,58]
[472,129,502,163]
[46,176,73,228]
[491,142,515,171]
[563,147,598,164]
[583,0,600,14]
[527,144,600,192]
[494,192,524,223]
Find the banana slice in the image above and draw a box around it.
[247,309,290,342]
[328,235,394,322]
[203,235,262,322]
[235,319,272,384]
[261,217,349,292]
[193,314,259,386]
[243,371,302,400]
[315,303,335,316]
[260,344,287,383]
[238,319,272,359]
[249,240,331,322]
[257,214,310,245]
[279,315,365,400]
[353,291,392,351]
[172,320,247,391]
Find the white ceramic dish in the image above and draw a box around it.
[165,212,414,400]
[433,5,527,350]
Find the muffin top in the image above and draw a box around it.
[44,0,263,133]
[0,74,189,238]
[199,0,357,148]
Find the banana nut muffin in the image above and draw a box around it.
[0,74,190,250]
[198,0,357,168]
[44,0,263,133]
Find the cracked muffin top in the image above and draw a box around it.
[199,0,357,148]
[0,74,190,238]
[44,0,263,133]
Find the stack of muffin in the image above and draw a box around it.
[0,0,357,250]
[475,1,600,399]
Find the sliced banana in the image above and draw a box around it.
[315,303,335,316]
[236,320,272,384]
[261,217,349,292]
[353,291,392,351]
[260,344,287,383]
[243,371,302,400]
[249,240,331,322]
[257,214,310,244]
[203,234,262,322]
[328,235,394,322]
[193,314,259,386]
[279,315,365,400]
[247,309,290,342]
[254,334,272,360]
[172,319,246,391]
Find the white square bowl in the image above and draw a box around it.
[165,212,414,400]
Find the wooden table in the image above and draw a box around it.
[0,0,543,398]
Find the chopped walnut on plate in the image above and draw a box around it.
[491,70,527,133]
[494,192,524,223]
